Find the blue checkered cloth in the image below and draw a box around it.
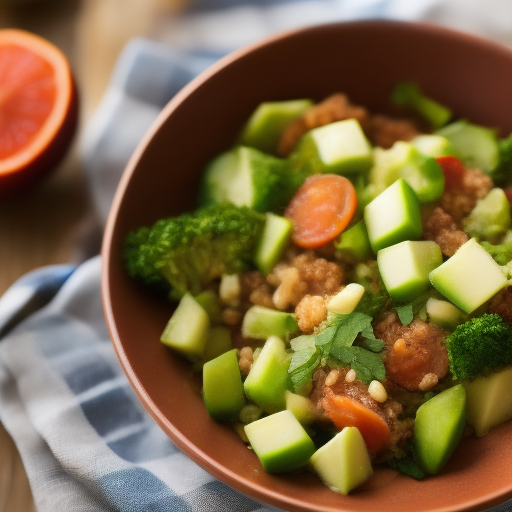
[1,0,512,511]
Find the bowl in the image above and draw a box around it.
[102,20,512,512]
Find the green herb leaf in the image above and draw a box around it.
[329,345,385,385]
[288,346,321,389]
[387,457,426,479]
[395,304,414,325]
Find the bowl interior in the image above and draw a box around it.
[102,20,512,512]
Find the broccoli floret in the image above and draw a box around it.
[480,236,512,266]
[444,313,512,381]
[391,82,452,129]
[124,203,265,300]
[490,134,512,186]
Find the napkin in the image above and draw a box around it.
[1,1,512,511]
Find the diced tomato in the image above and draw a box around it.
[435,156,465,191]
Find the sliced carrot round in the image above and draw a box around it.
[284,174,357,249]
[0,29,78,194]
[323,393,391,453]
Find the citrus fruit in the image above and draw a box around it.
[0,29,78,195]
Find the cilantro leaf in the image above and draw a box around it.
[329,345,385,385]
[395,304,414,325]
[288,346,321,390]
[387,457,426,479]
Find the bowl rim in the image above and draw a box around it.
[101,19,512,512]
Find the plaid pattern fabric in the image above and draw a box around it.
[1,0,512,510]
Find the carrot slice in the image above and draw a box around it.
[435,155,465,191]
[322,393,391,453]
[284,174,357,249]
[0,29,78,194]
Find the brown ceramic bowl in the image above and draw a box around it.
[102,20,512,512]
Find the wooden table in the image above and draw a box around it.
[0,0,185,509]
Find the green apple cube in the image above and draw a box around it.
[335,219,373,263]
[426,298,463,330]
[463,188,511,243]
[413,384,466,474]
[160,293,210,361]
[255,213,293,275]
[429,238,507,313]
[202,326,233,363]
[411,134,458,158]
[464,366,512,437]
[203,349,245,421]
[242,305,298,340]
[285,390,320,425]
[239,99,313,154]
[326,283,365,314]
[377,241,442,302]
[244,336,291,413]
[244,410,316,473]
[310,427,373,495]
[306,118,373,174]
[364,178,422,253]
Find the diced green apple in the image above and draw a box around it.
[413,384,466,474]
[244,410,316,473]
[310,427,373,495]
[426,297,463,330]
[255,213,293,275]
[464,366,512,437]
[364,178,422,253]
[160,293,210,361]
[244,336,291,413]
[242,305,298,340]
[203,349,245,421]
[411,134,459,158]
[239,99,313,154]
[285,390,320,425]
[326,283,365,314]
[335,220,373,263]
[463,188,511,243]
[303,119,373,175]
[377,241,442,302]
[429,238,507,313]
[202,326,233,362]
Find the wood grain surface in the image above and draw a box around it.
[0,0,184,509]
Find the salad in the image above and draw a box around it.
[124,83,512,495]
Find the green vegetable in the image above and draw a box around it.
[294,119,373,176]
[395,304,414,326]
[239,99,313,154]
[392,82,452,129]
[244,410,316,473]
[462,188,511,243]
[198,146,297,213]
[377,240,442,302]
[444,313,512,381]
[244,336,292,413]
[288,310,385,390]
[436,120,499,174]
[368,142,445,203]
[310,427,373,495]
[123,202,265,300]
[203,349,245,420]
[254,213,293,275]
[480,236,512,265]
[464,366,512,437]
[334,220,372,263]
[387,456,426,480]
[160,293,210,361]
[491,134,512,186]
[364,178,423,253]
[413,384,466,474]
[429,238,508,314]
